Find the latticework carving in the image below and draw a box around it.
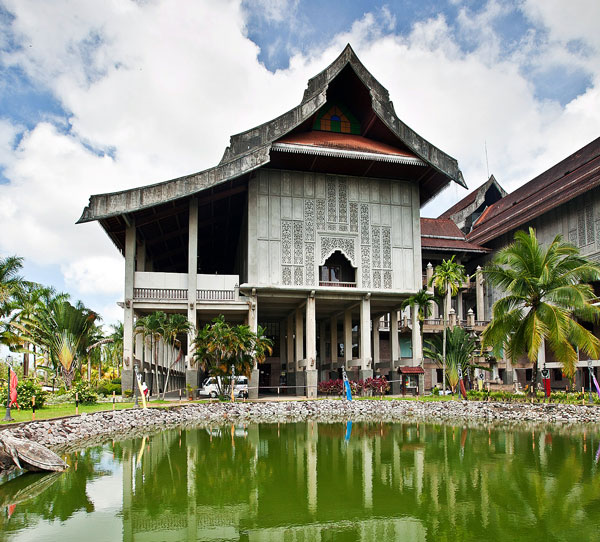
[327,178,337,223]
[360,203,369,245]
[338,179,348,231]
[383,270,392,289]
[316,199,326,230]
[305,243,315,285]
[350,202,358,232]
[320,237,356,266]
[382,227,391,268]
[282,266,292,285]
[281,221,292,264]
[361,246,371,288]
[293,222,303,264]
[373,270,381,289]
[304,200,315,241]
[294,266,303,285]
[372,226,381,268]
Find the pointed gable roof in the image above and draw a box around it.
[78,44,465,224]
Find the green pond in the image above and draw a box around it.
[2,421,600,541]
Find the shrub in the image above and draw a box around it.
[68,381,98,404]
[97,381,121,397]
[0,379,46,410]
[432,386,440,396]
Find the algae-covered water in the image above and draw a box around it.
[1,421,600,541]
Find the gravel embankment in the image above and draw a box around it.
[2,399,600,458]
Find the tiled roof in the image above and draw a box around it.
[398,366,425,374]
[421,217,465,238]
[421,218,489,253]
[468,137,600,244]
[438,175,505,220]
[276,132,417,157]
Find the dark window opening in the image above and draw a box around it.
[553,368,563,381]
[319,251,355,287]
[525,369,533,381]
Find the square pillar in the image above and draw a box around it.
[248,294,259,399]
[411,305,422,367]
[306,296,317,398]
[295,307,305,396]
[344,309,352,368]
[122,220,136,394]
[319,320,326,366]
[330,316,338,369]
[186,198,199,391]
[476,266,485,321]
[359,296,373,379]
[372,317,380,367]
[391,311,400,394]
[286,314,295,395]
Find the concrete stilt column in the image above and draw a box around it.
[295,307,305,395]
[476,266,485,321]
[186,198,199,392]
[248,294,259,399]
[330,315,338,370]
[372,317,380,368]
[449,308,456,328]
[411,306,422,366]
[319,320,326,367]
[306,295,317,398]
[426,262,437,318]
[359,296,373,380]
[344,309,352,368]
[391,311,400,394]
[286,314,295,395]
[122,220,136,395]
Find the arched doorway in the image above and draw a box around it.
[319,251,356,287]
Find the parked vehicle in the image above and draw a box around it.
[199,376,248,398]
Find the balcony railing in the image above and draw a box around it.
[134,288,188,300]
[197,289,236,301]
[319,281,357,288]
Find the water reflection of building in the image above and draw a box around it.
[121,423,572,540]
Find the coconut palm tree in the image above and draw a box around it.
[483,227,600,396]
[429,256,467,393]
[401,288,438,365]
[0,255,25,319]
[161,314,192,399]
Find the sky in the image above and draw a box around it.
[0,0,598,327]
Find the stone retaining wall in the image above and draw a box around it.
[2,399,599,460]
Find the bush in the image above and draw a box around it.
[0,379,47,410]
[97,381,121,397]
[123,389,133,398]
[68,381,98,404]
[432,386,440,396]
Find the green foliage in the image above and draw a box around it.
[96,381,121,396]
[424,327,478,391]
[464,389,598,404]
[0,378,46,409]
[483,227,600,382]
[432,386,440,396]
[68,380,98,404]
[193,315,273,397]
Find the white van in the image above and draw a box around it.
[199,376,249,398]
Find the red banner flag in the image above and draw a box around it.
[9,368,19,409]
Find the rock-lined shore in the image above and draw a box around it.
[2,399,600,457]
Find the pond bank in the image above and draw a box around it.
[1,398,599,459]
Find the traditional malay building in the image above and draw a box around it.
[78,45,466,397]
[457,137,600,390]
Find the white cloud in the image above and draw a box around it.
[0,0,599,319]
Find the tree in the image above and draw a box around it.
[429,256,467,393]
[483,227,600,396]
[0,256,25,319]
[401,288,438,365]
[423,326,481,393]
[161,314,192,399]
[135,312,166,396]
[21,299,100,388]
[193,316,273,397]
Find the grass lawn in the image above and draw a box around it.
[0,398,206,425]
